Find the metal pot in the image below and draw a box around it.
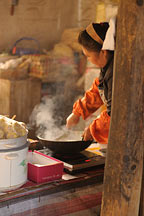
[0,132,28,149]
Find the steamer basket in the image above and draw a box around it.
[0,131,28,150]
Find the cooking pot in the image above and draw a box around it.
[37,136,92,154]
[37,131,93,154]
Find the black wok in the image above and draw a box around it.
[37,135,93,154]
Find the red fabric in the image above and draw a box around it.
[72,78,110,144]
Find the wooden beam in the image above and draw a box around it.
[100,0,144,215]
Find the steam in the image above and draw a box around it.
[28,58,83,141]
[29,96,67,140]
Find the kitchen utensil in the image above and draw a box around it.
[37,131,93,154]
[12,115,16,120]
[10,0,19,16]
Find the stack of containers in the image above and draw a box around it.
[0,116,28,192]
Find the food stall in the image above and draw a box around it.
[0,161,104,216]
[0,138,105,215]
[0,115,105,216]
[2,1,143,216]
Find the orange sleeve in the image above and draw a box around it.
[89,110,110,144]
[72,78,104,120]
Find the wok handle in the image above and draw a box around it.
[82,138,97,143]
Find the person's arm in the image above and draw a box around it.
[89,110,110,144]
[87,75,113,143]
[66,113,80,129]
[82,61,113,142]
[72,78,104,120]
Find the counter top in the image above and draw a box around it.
[0,164,104,208]
[0,140,105,216]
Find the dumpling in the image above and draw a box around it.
[0,117,7,129]
[0,129,4,139]
[6,131,18,139]
[0,115,27,139]
[13,122,27,137]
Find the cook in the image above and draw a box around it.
[66,17,116,145]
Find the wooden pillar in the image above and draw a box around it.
[139,165,144,216]
[100,0,144,216]
[139,124,144,214]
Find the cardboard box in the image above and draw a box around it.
[28,151,64,183]
[0,78,41,123]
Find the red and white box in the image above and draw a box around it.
[28,151,64,183]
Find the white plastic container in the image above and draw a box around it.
[0,142,28,192]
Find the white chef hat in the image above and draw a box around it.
[102,16,116,51]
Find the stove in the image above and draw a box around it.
[38,147,105,173]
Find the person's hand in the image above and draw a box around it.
[66,113,80,129]
[82,126,93,141]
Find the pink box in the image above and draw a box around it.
[28,151,64,183]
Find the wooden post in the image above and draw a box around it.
[139,123,144,214]
[100,0,144,215]
[139,166,144,216]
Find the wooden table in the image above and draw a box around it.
[0,165,104,216]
